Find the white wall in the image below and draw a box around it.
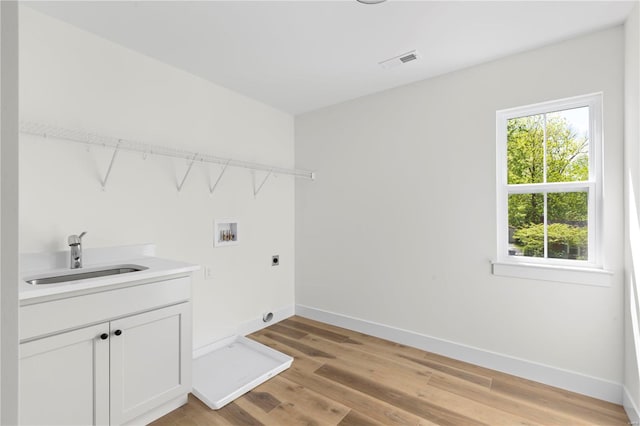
[624,1,640,420]
[1,2,19,424]
[296,27,625,395]
[19,7,295,349]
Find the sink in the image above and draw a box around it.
[25,264,148,285]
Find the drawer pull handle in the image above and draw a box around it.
[100,333,109,340]
[114,330,122,336]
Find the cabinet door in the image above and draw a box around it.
[109,303,191,425]
[20,323,110,426]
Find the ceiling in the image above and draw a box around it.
[26,1,637,115]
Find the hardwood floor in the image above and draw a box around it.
[151,316,629,425]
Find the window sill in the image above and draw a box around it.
[491,261,613,287]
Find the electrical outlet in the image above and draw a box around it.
[204,266,214,280]
[272,255,279,266]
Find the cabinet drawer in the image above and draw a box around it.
[21,276,190,341]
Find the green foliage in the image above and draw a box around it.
[548,191,588,223]
[507,114,588,185]
[513,223,588,260]
[507,115,544,184]
[508,193,543,230]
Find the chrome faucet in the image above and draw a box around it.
[68,231,87,269]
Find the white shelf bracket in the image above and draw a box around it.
[177,153,198,192]
[101,141,121,191]
[209,160,230,195]
[253,169,273,198]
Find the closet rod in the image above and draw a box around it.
[19,121,315,180]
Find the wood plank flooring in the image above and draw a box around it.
[151,316,629,425]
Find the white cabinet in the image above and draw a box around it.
[110,303,191,425]
[20,278,192,426]
[20,323,110,426]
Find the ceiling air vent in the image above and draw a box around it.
[400,53,417,63]
[379,50,420,69]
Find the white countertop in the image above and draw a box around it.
[20,244,199,303]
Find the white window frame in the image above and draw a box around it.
[494,93,611,286]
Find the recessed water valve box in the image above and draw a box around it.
[214,219,239,247]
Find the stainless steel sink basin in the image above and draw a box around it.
[25,265,148,285]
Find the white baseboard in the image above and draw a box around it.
[295,304,622,404]
[193,305,294,358]
[625,386,640,424]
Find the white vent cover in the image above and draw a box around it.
[379,50,420,69]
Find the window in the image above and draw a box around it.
[496,94,604,277]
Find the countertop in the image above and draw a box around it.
[20,244,199,304]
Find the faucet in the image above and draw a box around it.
[68,231,87,269]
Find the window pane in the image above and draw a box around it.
[508,193,544,257]
[546,107,589,183]
[547,192,588,260]
[507,115,544,184]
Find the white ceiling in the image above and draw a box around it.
[26,1,637,115]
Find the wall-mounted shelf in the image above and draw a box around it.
[214,219,238,247]
[19,121,315,193]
